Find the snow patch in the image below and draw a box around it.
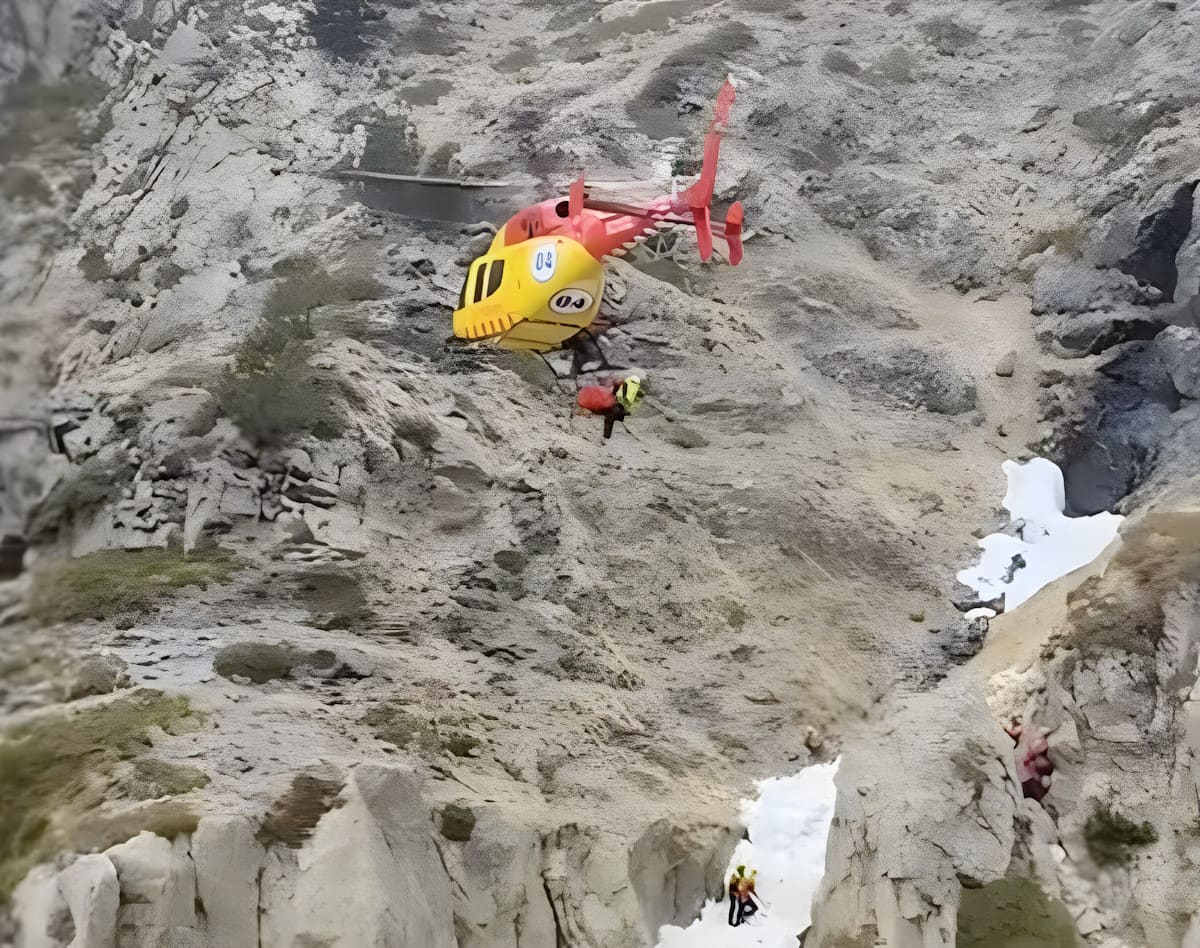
[656,760,839,947]
[957,457,1123,611]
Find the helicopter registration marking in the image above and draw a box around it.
[531,245,557,283]
[549,288,594,314]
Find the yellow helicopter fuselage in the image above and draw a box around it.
[452,223,604,353]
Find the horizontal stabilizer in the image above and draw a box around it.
[724,201,744,266]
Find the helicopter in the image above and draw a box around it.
[449,77,745,356]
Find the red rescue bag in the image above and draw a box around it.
[577,385,617,414]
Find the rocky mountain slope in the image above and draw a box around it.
[1,0,1199,945]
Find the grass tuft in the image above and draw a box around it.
[28,549,242,625]
[0,690,199,899]
[362,703,483,758]
[1084,804,1157,866]
[216,259,384,446]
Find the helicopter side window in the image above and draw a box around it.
[457,267,471,309]
[486,260,504,297]
[473,262,488,304]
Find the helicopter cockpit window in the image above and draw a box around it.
[456,257,506,309]
[486,260,505,296]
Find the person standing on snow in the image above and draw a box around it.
[576,375,643,440]
[739,869,761,923]
[726,866,762,927]
[727,867,742,926]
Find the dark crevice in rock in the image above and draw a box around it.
[0,534,26,578]
[1117,181,1197,301]
[1052,341,1180,515]
[1086,315,1169,354]
[541,871,567,948]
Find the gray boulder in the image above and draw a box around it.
[1032,259,1163,318]
[1157,326,1200,398]
[58,855,119,948]
[823,344,977,415]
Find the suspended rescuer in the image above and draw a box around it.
[576,375,643,439]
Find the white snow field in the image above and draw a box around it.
[957,457,1124,611]
[656,760,840,947]
[658,459,1117,947]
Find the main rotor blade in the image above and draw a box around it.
[336,170,514,188]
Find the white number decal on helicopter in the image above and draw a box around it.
[549,288,594,314]
[531,245,557,283]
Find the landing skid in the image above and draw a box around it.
[534,328,627,380]
[571,328,627,374]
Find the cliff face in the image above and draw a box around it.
[809,484,1200,948]
[13,764,741,948]
[2,0,1199,946]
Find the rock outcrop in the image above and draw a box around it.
[13,765,738,948]
[5,0,1200,945]
[811,485,1200,947]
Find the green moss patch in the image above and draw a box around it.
[1084,804,1157,866]
[120,758,210,801]
[957,878,1078,947]
[362,703,483,758]
[28,549,242,625]
[212,641,340,684]
[437,804,476,842]
[217,259,385,446]
[0,690,198,899]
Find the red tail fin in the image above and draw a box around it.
[676,77,743,264]
[678,77,735,211]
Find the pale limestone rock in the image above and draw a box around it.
[191,816,264,948]
[59,855,118,948]
[443,815,558,948]
[60,415,117,464]
[104,832,199,946]
[12,864,69,948]
[183,480,221,552]
[809,682,1018,947]
[430,475,480,531]
[301,502,368,552]
[541,826,644,947]
[1158,326,1200,400]
[993,349,1017,378]
[218,483,259,517]
[628,818,740,935]
[260,764,456,948]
